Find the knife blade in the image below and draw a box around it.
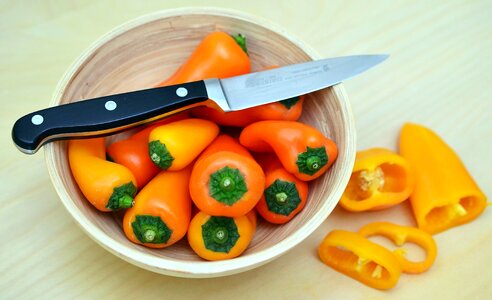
[12,54,388,154]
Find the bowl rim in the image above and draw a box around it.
[45,7,356,277]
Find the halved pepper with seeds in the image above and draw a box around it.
[399,123,487,234]
[68,138,137,212]
[255,155,309,224]
[187,211,255,260]
[340,148,415,212]
[123,167,192,248]
[239,121,338,181]
[358,222,437,274]
[318,230,402,290]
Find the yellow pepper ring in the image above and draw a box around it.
[318,230,402,290]
[358,222,437,274]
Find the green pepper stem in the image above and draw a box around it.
[212,227,228,244]
[276,192,288,204]
[106,182,137,210]
[119,194,134,209]
[202,216,239,253]
[306,156,321,171]
[220,177,234,191]
[144,229,156,242]
[264,179,301,216]
[296,146,328,176]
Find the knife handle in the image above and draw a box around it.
[12,80,210,154]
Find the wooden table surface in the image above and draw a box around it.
[1,1,491,299]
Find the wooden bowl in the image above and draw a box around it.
[45,8,356,278]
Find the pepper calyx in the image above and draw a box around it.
[132,215,172,244]
[279,96,300,109]
[296,146,328,176]
[264,179,301,216]
[202,216,239,253]
[231,33,248,55]
[106,182,137,210]
[148,140,174,170]
[209,166,247,205]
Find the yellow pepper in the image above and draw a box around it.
[358,222,437,274]
[318,230,402,290]
[399,123,487,234]
[187,211,254,261]
[340,148,415,212]
[148,118,219,171]
[69,138,137,212]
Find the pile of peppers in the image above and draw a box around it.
[318,123,486,290]
[68,31,339,261]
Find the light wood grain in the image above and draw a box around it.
[45,8,355,277]
[1,0,491,299]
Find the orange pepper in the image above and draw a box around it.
[318,230,402,290]
[399,123,487,234]
[68,138,137,212]
[190,150,265,217]
[240,121,338,181]
[187,211,254,260]
[191,66,304,127]
[358,222,437,274]
[148,118,219,171]
[123,167,192,248]
[339,148,415,212]
[255,155,309,224]
[156,32,250,87]
[106,113,188,189]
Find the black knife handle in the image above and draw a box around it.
[12,80,210,154]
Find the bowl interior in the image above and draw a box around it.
[46,10,354,277]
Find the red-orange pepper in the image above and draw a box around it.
[358,222,437,274]
[106,113,188,189]
[318,230,402,290]
[190,135,265,217]
[191,66,304,127]
[240,121,338,181]
[255,155,309,224]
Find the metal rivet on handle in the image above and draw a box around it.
[105,100,117,111]
[176,87,188,97]
[31,114,44,125]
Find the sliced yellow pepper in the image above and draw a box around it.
[318,230,402,290]
[358,222,437,274]
[340,148,415,212]
[399,123,487,234]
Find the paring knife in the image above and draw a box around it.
[12,54,388,154]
